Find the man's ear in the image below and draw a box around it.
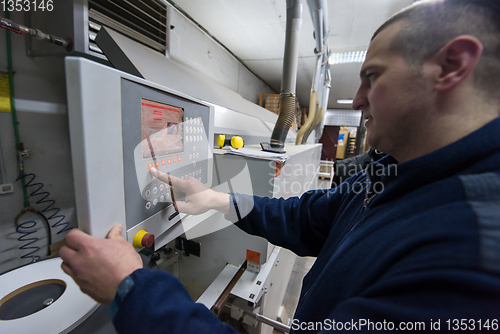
[432,35,483,92]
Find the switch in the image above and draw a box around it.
[133,229,155,248]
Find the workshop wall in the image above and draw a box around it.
[0,9,73,274]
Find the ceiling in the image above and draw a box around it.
[171,0,414,110]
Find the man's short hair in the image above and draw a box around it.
[372,0,500,99]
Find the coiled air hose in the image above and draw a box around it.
[4,11,71,262]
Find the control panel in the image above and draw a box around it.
[66,57,213,249]
[123,79,212,233]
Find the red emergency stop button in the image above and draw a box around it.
[133,229,155,248]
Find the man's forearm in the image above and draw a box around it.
[211,191,230,215]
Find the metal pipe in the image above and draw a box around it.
[311,53,330,141]
[306,0,324,53]
[296,90,318,144]
[312,49,323,92]
[255,313,291,333]
[320,0,330,46]
[296,52,322,144]
[307,0,329,47]
[315,68,331,140]
[281,0,302,93]
[314,62,329,133]
[1,16,71,50]
[303,101,321,143]
[315,56,326,105]
[270,92,297,148]
[269,0,303,150]
[297,0,330,144]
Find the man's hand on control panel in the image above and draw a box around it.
[60,224,142,304]
[150,167,230,215]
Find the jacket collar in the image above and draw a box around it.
[366,116,500,208]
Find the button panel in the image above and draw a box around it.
[142,117,206,211]
[143,163,205,208]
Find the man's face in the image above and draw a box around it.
[353,21,433,160]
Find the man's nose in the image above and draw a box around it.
[352,86,367,111]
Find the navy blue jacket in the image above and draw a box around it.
[113,117,500,333]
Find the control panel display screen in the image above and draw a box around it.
[141,99,183,159]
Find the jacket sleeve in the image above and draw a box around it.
[314,267,500,333]
[225,182,351,257]
[112,269,239,334]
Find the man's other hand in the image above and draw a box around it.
[59,224,142,304]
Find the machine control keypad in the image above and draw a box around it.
[142,117,206,212]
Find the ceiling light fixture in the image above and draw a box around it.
[329,51,367,65]
[337,99,353,104]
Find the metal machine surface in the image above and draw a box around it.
[95,27,308,147]
[66,56,214,248]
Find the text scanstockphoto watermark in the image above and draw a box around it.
[291,318,499,331]
[267,161,398,197]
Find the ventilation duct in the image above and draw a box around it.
[296,0,331,144]
[88,0,167,55]
[25,0,166,59]
[266,0,303,153]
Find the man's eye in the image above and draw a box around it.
[366,73,376,82]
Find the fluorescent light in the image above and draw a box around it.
[329,51,367,65]
[337,99,353,104]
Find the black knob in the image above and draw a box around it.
[150,252,160,262]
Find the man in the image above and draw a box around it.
[60,0,500,332]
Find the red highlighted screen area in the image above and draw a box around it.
[141,99,184,159]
